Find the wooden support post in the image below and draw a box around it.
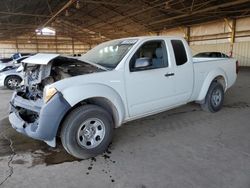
[225,18,236,57]
[15,37,19,52]
[230,19,236,56]
[72,38,75,55]
[35,35,39,53]
[179,26,190,44]
[186,26,190,45]
[55,35,58,53]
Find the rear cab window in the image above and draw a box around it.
[171,40,187,66]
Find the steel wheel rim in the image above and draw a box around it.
[7,79,18,88]
[212,88,222,107]
[76,118,106,149]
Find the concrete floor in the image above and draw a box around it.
[0,69,250,188]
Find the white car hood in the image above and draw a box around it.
[0,60,15,71]
[22,53,60,65]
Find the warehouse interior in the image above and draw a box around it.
[0,0,250,65]
[0,0,250,187]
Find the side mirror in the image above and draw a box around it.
[134,57,151,68]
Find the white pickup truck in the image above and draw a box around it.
[9,36,238,159]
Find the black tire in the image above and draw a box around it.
[4,75,22,90]
[60,104,114,159]
[201,82,224,113]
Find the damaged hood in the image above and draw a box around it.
[22,53,108,70]
[17,52,108,101]
[22,53,60,65]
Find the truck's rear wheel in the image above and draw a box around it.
[201,82,224,113]
[60,105,114,159]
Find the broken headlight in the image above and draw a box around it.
[44,87,57,103]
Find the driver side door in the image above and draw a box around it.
[125,40,176,118]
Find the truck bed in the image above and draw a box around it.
[191,57,237,102]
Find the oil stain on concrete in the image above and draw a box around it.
[0,117,80,166]
[0,117,117,182]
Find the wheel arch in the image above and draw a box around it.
[196,68,227,103]
[71,96,121,128]
[56,84,126,137]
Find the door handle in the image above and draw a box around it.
[164,73,175,77]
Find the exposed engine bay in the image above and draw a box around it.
[17,56,104,101]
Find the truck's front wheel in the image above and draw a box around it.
[201,82,224,113]
[60,105,114,159]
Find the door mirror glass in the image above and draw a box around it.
[134,57,151,68]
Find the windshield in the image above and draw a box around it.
[80,39,137,69]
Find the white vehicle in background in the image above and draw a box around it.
[0,58,14,72]
[0,53,31,71]
[0,67,23,90]
[9,36,238,159]
[0,55,32,89]
[194,52,229,58]
[0,58,13,64]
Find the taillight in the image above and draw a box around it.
[236,60,239,74]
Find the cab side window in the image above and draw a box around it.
[130,40,168,72]
[171,40,187,66]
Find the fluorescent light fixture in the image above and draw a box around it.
[76,1,80,9]
[36,27,56,36]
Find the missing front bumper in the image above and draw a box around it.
[9,91,71,147]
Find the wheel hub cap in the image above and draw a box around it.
[212,89,222,106]
[8,79,18,88]
[77,118,105,149]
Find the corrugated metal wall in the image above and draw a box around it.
[161,17,250,67]
[233,42,250,67]
[191,43,231,56]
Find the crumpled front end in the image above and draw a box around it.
[9,90,71,147]
[8,53,102,146]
